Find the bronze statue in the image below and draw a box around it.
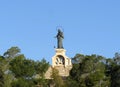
[56,29,64,48]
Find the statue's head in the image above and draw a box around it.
[58,29,61,33]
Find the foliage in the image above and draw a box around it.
[50,68,66,87]
[34,58,49,76]
[0,68,4,87]
[65,77,79,87]
[33,77,48,87]
[11,78,35,87]
[4,73,14,87]
[110,64,120,87]
[1,46,120,87]
[10,55,35,78]
[70,54,109,87]
[3,46,20,58]
[72,54,85,63]
[105,52,120,87]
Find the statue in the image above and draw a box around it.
[56,29,64,48]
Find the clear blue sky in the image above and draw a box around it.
[0,0,120,63]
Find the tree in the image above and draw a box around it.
[1,47,21,87]
[110,65,120,87]
[11,78,35,87]
[110,52,120,87]
[70,54,108,87]
[4,46,20,58]
[114,52,120,65]
[0,47,50,87]
[34,58,49,76]
[50,68,65,87]
[65,76,79,87]
[72,54,84,63]
[10,55,35,79]
[0,68,4,87]
[0,55,13,87]
[34,58,49,86]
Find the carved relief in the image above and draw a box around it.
[55,55,65,65]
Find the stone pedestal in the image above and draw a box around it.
[45,48,72,79]
[52,49,72,68]
[52,48,72,76]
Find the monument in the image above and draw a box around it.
[45,29,72,79]
[56,29,64,48]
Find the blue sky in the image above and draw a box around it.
[0,0,120,63]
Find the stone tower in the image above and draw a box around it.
[52,48,72,76]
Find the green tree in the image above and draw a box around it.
[65,77,79,87]
[0,68,4,87]
[50,68,65,87]
[110,65,120,87]
[4,46,20,58]
[70,54,109,87]
[35,58,49,76]
[0,55,13,87]
[114,52,120,65]
[10,55,35,78]
[11,78,35,87]
[2,47,22,87]
[110,52,120,87]
[34,58,49,86]
[72,54,85,63]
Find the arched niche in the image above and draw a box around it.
[55,55,65,66]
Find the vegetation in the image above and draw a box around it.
[0,46,120,87]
